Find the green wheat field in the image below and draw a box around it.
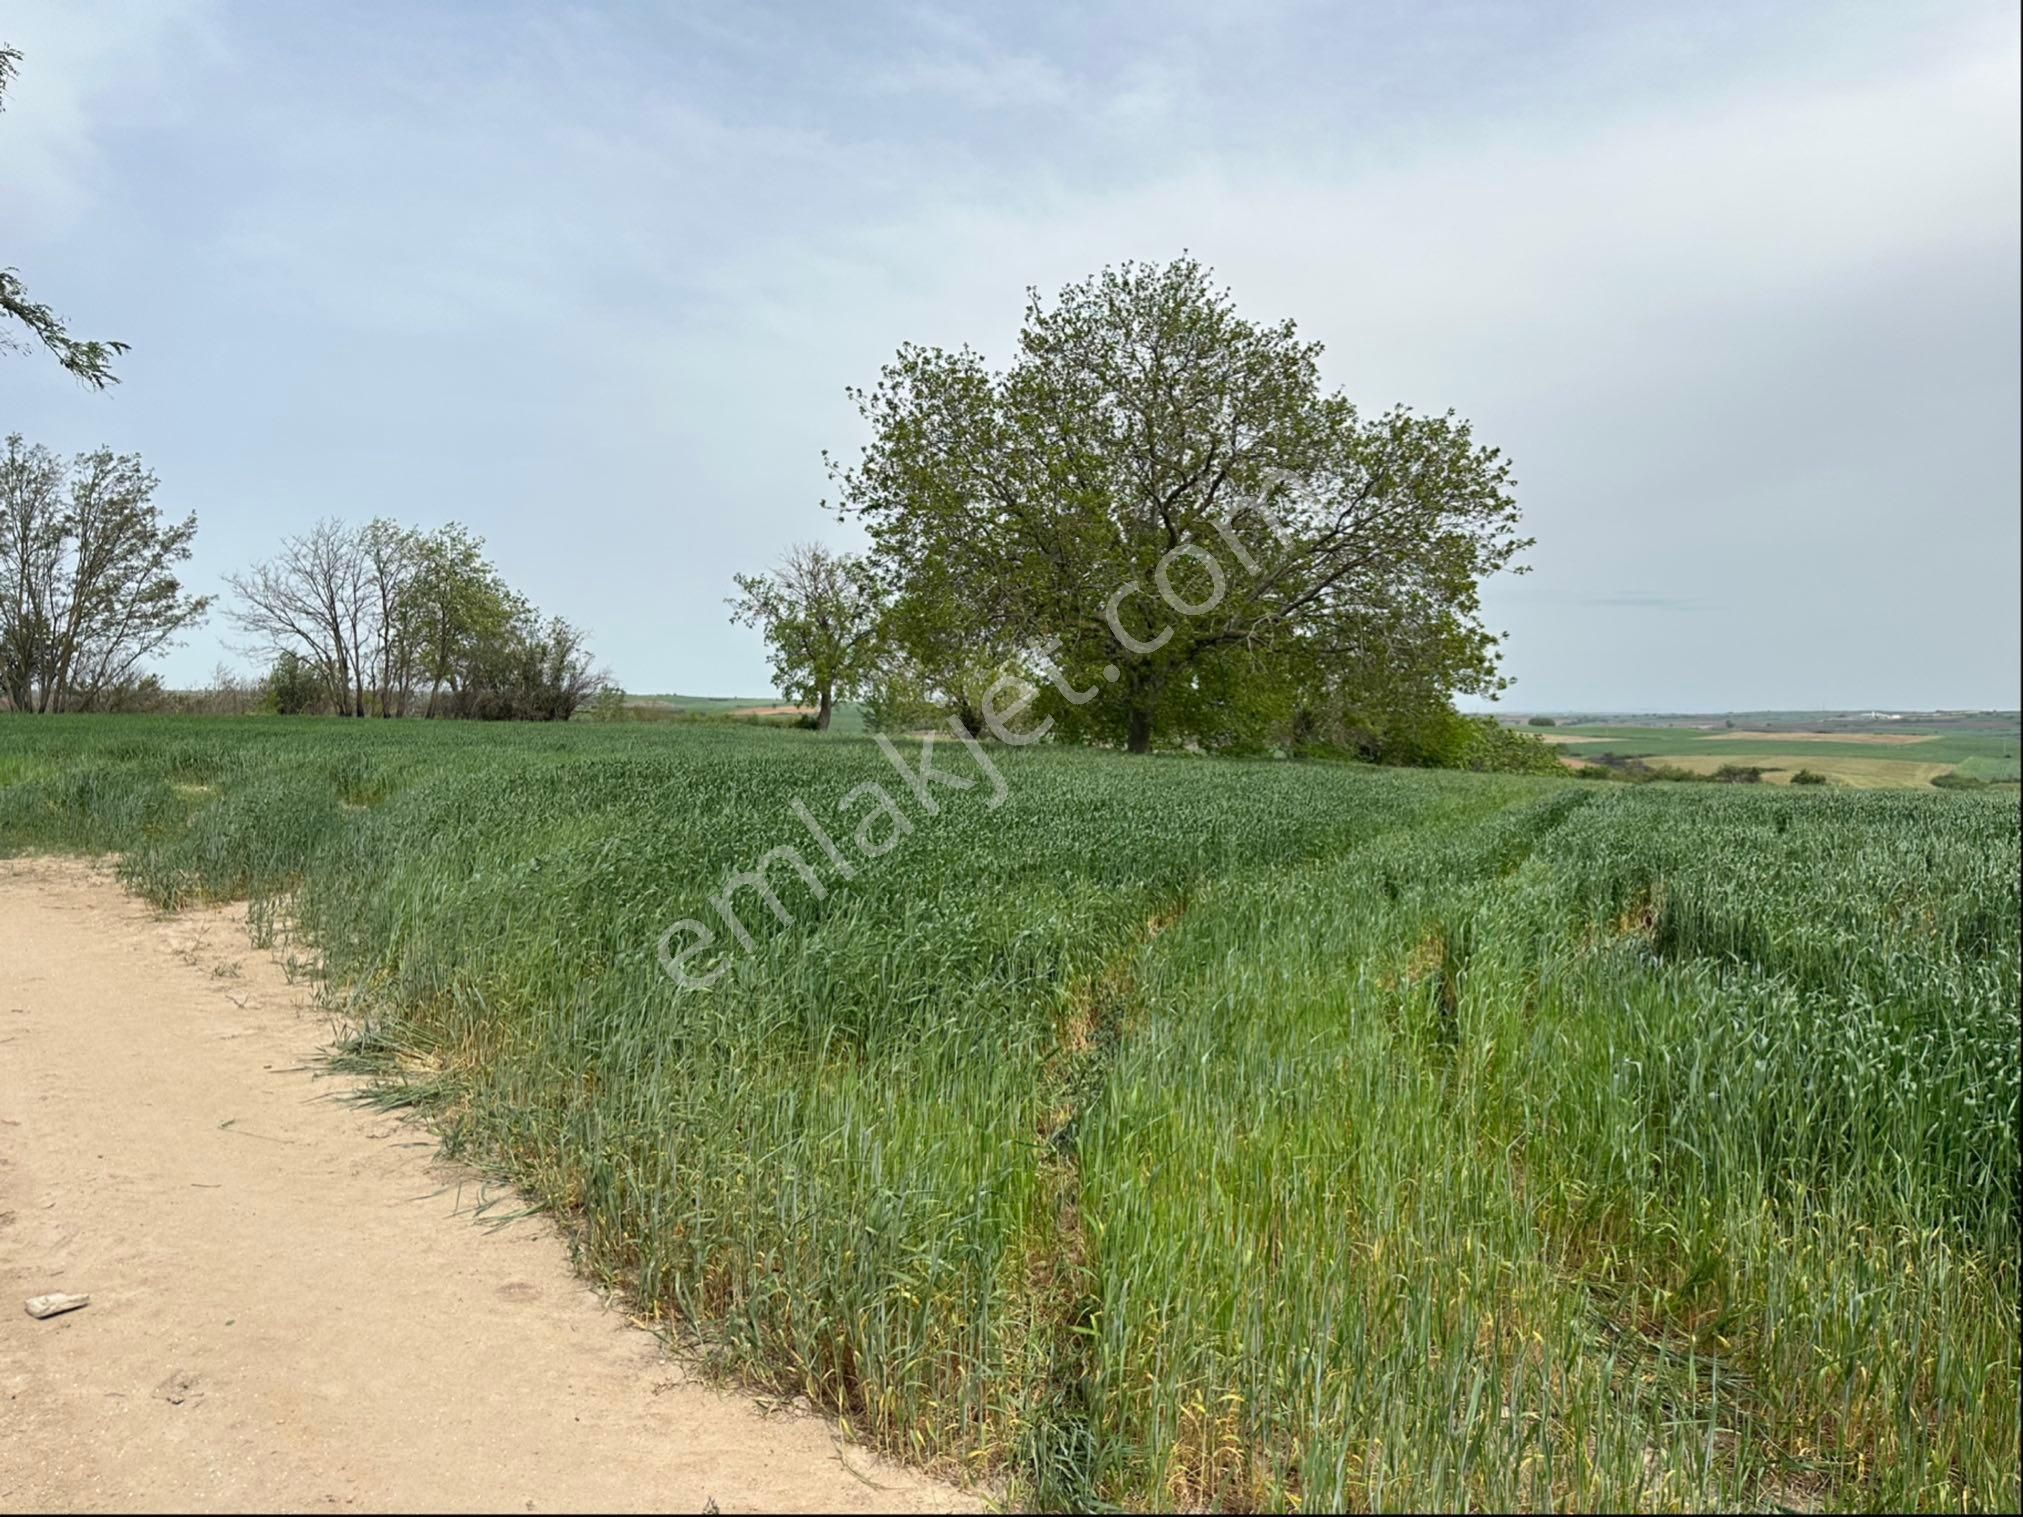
[2,716,2016,1511]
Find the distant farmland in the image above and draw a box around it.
[1530,713,2021,787]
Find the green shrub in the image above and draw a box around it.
[1791,769,1829,786]
[1932,770,1988,790]
[1571,762,1630,781]
[581,686,630,722]
[264,651,320,716]
[1461,717,1567,776]
[860,664,943,734]
[1711,763,1769,784]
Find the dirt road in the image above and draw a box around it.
[0,858,980,1514]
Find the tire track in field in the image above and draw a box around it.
[1015,896,1190,1509]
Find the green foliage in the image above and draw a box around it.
[1285,702,1560,776]
[858,657,942,734]
[229,518,603,721]
[1571,759,1631,780]
[1,434,211,711]
[835,257,1528,754]
[1790,767,1829,785]
[407,521,517,707]
[573,685,630,723]
[1579,754,1782,786]
[2,49,127,388]
[0,269,127,389]
[727,543,881,732]
[442,611,602,721]
[1527,714,1556,726]
[1,718,2014,1511]
[1932,770,1988,790]
[264,651,319,716]
[1460,716,1567,774]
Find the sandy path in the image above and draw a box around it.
[0,858,981,1514]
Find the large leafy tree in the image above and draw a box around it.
[1,47,127,389]
[833,257,1529,752]
[727,542,883,731]
[0,435,211,711]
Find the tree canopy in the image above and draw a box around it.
[832,257,1529,752]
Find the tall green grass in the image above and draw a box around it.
[2,715,2015,1510]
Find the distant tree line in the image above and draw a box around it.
[3,434,608,720]
[229,518,607,720]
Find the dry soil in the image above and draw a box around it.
[0,857,982,1514]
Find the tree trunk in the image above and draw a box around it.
[816,686,833,732]
[1127,704,1154,754]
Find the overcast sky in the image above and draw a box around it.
[3,0,2018,711]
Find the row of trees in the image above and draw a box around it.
[732,257,1531,757]
[229,518,606,720]
[1,445,610,721]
